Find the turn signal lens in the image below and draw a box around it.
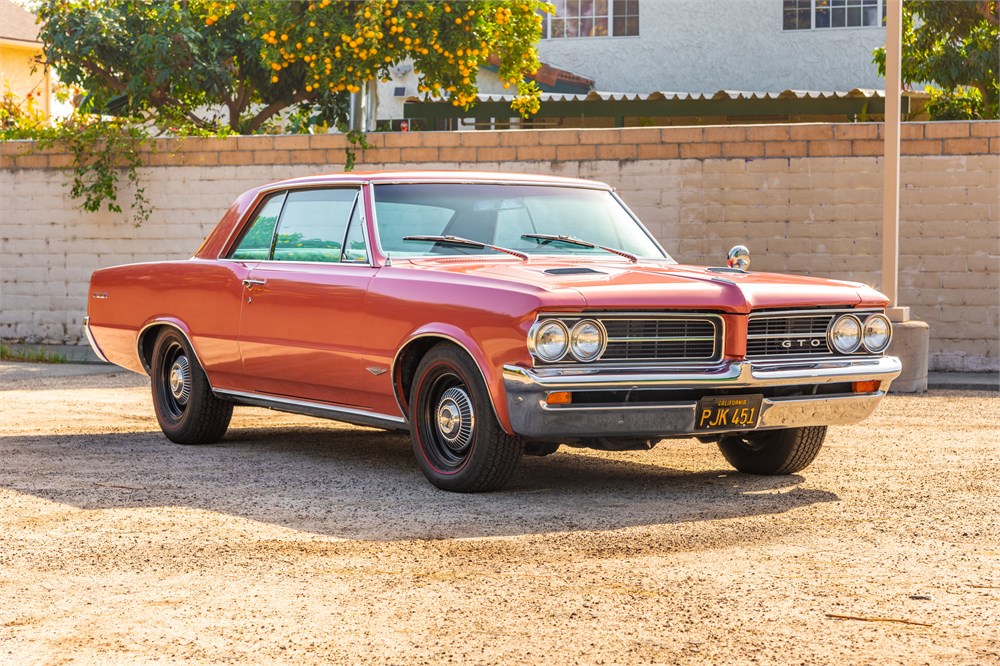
[569,319,606,362]
[546,391,573,405]
[862,314,892,353]
[853,380,881,393]
[828,314,863,354]
[531,319,569,362]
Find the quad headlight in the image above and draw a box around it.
[569,319,607,363]
[530,318,607,363]
[828,314,863,354]
[530,319,569,362]
[862,313,892,353]
[828,313,893,355]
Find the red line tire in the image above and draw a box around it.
[409,343,524,492]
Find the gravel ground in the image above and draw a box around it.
[0,364,997,664]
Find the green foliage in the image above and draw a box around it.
[253,0,548,115]
[927,87,985,121]
[874,1,999,119]
[37,0,296,133]
[0,343,67,364]
[37,0,549,132]
[3,115,154,226]
[19,0,549,224]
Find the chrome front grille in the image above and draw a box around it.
[531,313,723,365]
[601,317,719,362]
[747,313,833,358]
[747,309,887,359]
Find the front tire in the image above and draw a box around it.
[150,328,232,445]
[717,426,827,475]
[409,344,524,492]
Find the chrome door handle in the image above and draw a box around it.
[242,278,267,287]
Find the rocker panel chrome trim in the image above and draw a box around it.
[214,389,408,431]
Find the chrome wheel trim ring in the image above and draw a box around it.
[169,355,192,406]
[435,386,475,453]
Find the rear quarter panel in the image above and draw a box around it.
[87,259,250,386]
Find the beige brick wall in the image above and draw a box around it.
[1,121,997,371]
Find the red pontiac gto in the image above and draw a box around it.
[86,171,901,492]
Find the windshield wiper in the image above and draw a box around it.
[402,235,529,261]
[520,234,638,263]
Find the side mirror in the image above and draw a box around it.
[727,245,750,271]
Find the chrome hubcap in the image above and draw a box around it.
[169,356,191,405]
[435,387,474,453]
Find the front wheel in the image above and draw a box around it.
[150,328,232,445]
[409,344,524,492]
[717,426,827,475]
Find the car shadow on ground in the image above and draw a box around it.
[0,425,838,541]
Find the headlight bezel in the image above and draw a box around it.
[861,313,892,353]
[827,314,863,355]
[528,318,570,363]
[569,319,608,363]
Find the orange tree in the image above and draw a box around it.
[251,0,546,118]
[37,0,549,134]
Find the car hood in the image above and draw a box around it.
[401,258,888,313]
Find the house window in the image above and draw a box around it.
[783,0,812,30]
[543,0,640,39]
[783,0,884,30]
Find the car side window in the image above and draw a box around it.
[273,188,359,263]
[229,193,285,261]
[341,198,368,263]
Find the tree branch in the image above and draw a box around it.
[243,90,312,134]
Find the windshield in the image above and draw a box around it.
[372,183,672,261]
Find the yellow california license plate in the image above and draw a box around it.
[696,394,764,431]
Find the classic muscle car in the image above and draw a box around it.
[85,171,902,492]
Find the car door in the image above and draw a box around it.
[237,186,377,407]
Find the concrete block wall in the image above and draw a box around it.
[1,121,997,372]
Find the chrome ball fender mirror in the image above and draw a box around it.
[727,245,750,271]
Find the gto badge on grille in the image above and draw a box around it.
[780,338,824,349]
[366,366,388,376]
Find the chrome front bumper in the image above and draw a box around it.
[502,356,902,439]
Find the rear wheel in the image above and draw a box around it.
[150,328,232,445]
[409,344,524,492]
[717,426,826,475]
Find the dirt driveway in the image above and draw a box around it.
[0,365,997,664]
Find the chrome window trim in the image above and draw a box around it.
[368,182,672,263]
[372,178,612,189]
[217,183,368,261]
[219,186,376,268]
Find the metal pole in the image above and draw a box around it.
[882,0,909,322]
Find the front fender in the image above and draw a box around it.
[392,323,524,435]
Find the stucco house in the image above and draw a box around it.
[385,0,902,129]
[0,0,50,118]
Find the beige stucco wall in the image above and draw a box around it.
[1,121,997,372]
[0,39,50,116]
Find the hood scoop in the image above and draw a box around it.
[544,267,606,276]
